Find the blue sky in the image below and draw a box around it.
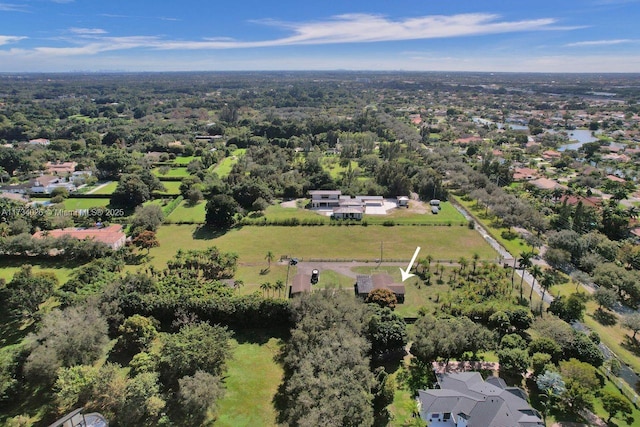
[1,0,639,72]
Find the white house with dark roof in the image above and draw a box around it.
[417,372,543,427]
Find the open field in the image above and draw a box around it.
[321,158,359,179]
[167,200,206,222]
[89,181,118,195]
[173,155,200,165]
[149,225,497,272]
[213,149,246,177]
[152,167,191,177]
[0,258,83,284]
[62,198,113,210]
[154,181,182,195]
[215,331,284,427]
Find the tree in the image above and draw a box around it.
[623,313,640,342]
[518,251,533,300]
[160,322,231,385]
[539,272,554,314]
[365,288,398,310]
[132,230,159,254]
[274,279,285,298]
[411,315,495,364]
[548,293,587,322]
[111,174,151,208]
[529,264,543,303]
[205,194,238,228]
[130,204,164,233]
[2,265,57,318]
[593,287,618,312]
[366,305,408,355]
[601,390,633,423]
[497,348,530,378]
[559,358,601,413]
[25,305,109,382]
[265,250,274,269]
[178,371,224,424]
[116,315,158,354]
[120,372,166,425]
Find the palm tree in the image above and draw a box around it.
[265,251,274,269]
[458,257,468,275]
[233,279,244,292]
[529,264,543,303]
[425,254,433,270]
[260,282,271,297]
[275,279,285,298]
[471,253,480,275]
[539,273,554,315]
[518,251,533,301]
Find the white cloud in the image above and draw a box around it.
[0,3,29,12]
[0,35,25,46]
[158,13,576,49]
[3,12,579,58]
[69,28,107,35]
[565,39,636,47]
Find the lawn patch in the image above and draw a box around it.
[215,331,283,426]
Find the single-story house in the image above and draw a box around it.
[355,274,405,303]
[31,175,77,194]
[332,206,363,220]
[33,224,126,250]
[512,167,538,181]
[417,372,543,427]
[528,177,567,191]
[289,273,312,297]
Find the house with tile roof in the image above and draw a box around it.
[417,372,543,427]
[33,224,126,250]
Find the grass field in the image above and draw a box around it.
[148,225,497,275]
[0,258,82,284]
[213,149,246,177]
[154,181,182,195]
[152,167,191,178]
[89,181,118,195]
[167,200,207,222]
[62,198,113,210]
[215,330,283,427]
[173,155,200,165]
[321,157,359,179]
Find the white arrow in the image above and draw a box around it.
[399,246,421,282]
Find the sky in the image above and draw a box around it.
[1,0,640,73]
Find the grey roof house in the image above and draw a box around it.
[355,274,405,303]
[417,372,543,427]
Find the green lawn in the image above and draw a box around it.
[322,158,359,179]
[173,155,200,165]
[63,198,113,210]
[213,149,246,177]
[148,224,497,273]
[167,200,207,223]
[215,331,283,427]
[154,181,182,195]
[89,181,118,195]
[0,258,82,285]
[152,167,191,178]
